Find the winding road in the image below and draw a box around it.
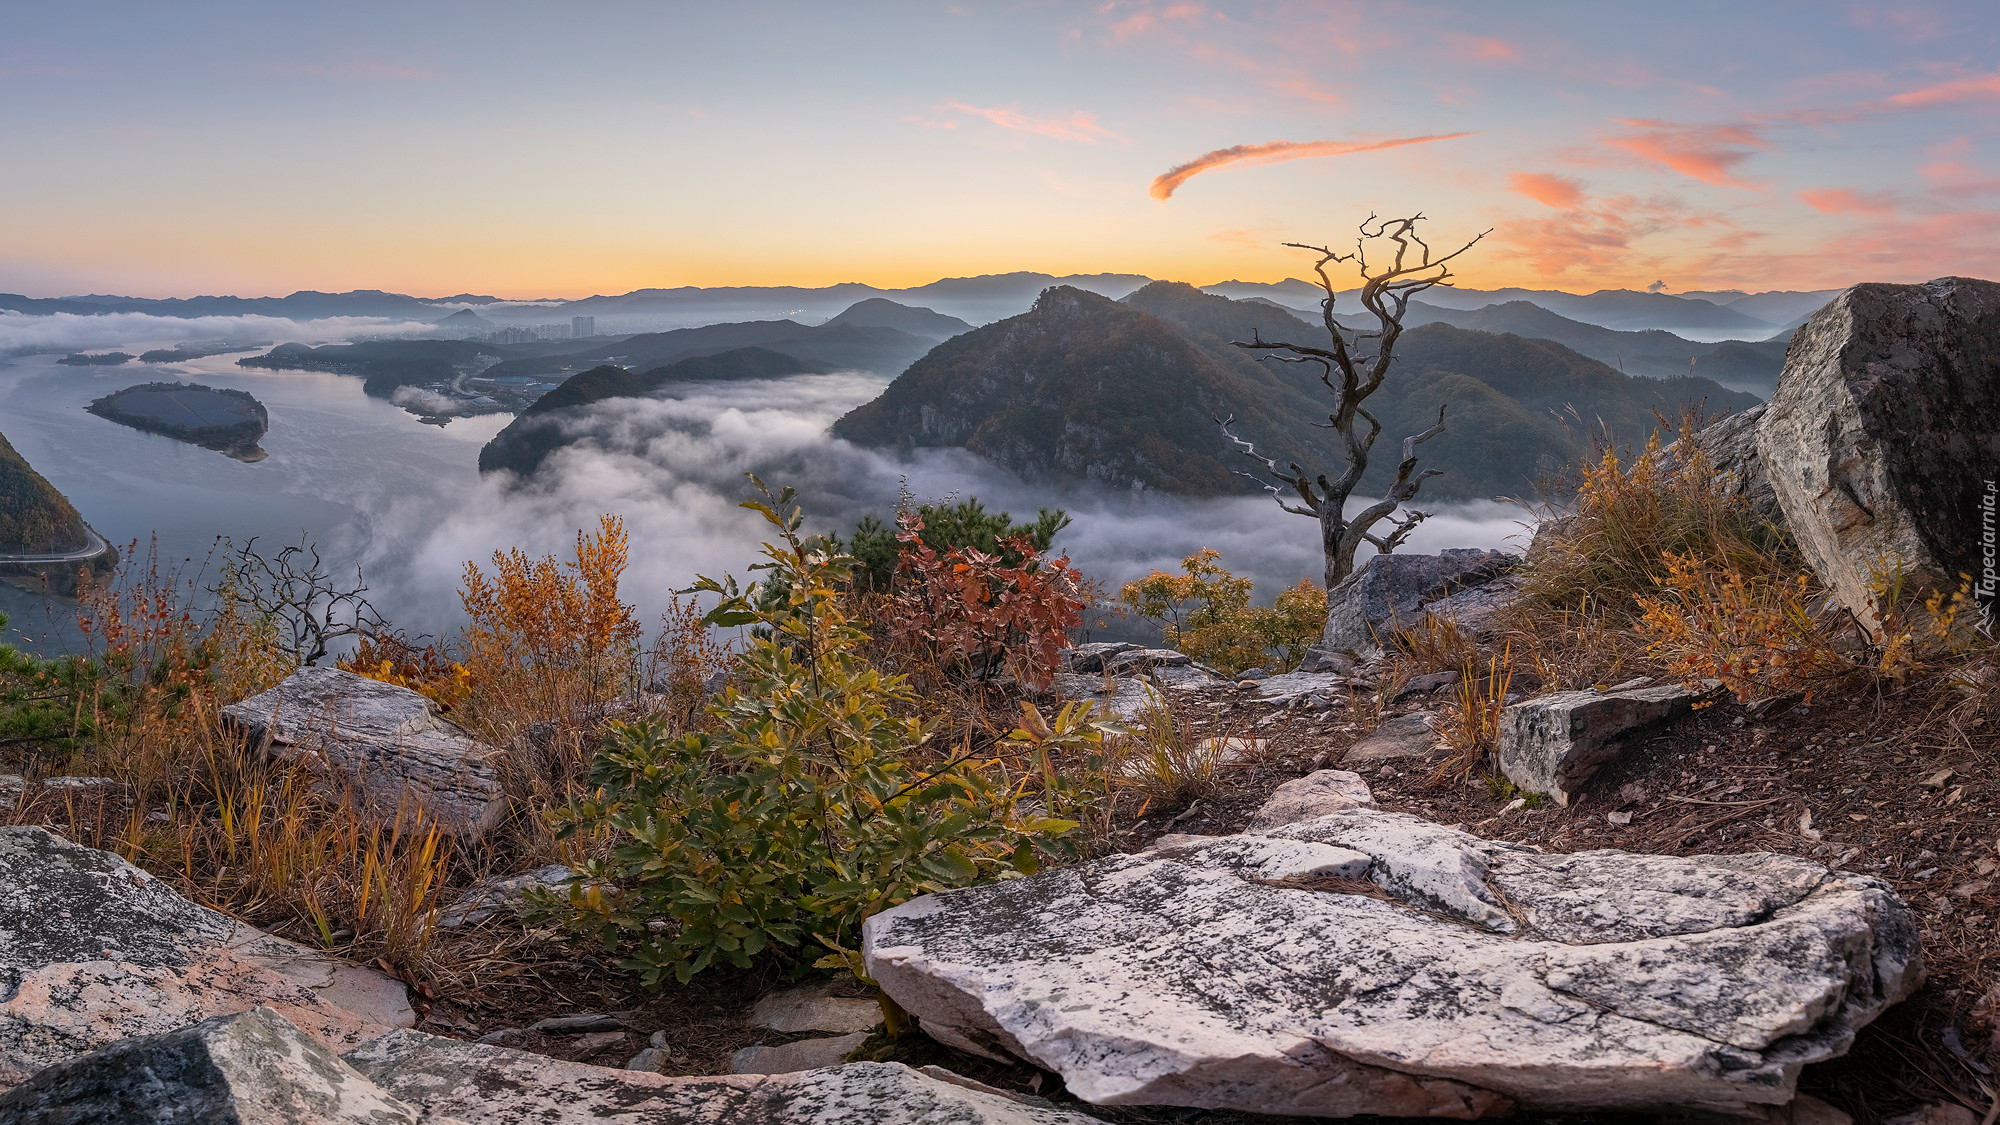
[0,526,111,566]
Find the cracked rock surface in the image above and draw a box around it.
[865,808,1922,1118]
[223,667,507,837]
[0,827,407,1089]
[345,1028,1106,1124]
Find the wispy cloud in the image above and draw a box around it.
[1797,187,1899,215]
[942,103,1121,143]
[1149,133,1475,200]
[1445,35,1517,63]
[1886,72,2000,108]
[1605,119,1768,188]
[1508,171,1585,209]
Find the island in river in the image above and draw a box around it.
[85,381,270,462]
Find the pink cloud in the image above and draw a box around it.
[943,103,1121,143]
[1605,119,1768,188]
[1888,72,2000,107]
[1509,172,1585,209]
[1150,132,1475,200]
[1447,35,1517,62]
[1797,188,1899,215]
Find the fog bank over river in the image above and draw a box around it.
[0,346,1526,655]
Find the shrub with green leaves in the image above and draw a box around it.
[842,497,1069,592]
[538,479,1076,986]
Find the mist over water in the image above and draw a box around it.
[1,345,1527,654]
[0,312,446,355]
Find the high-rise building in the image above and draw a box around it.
[571,315,595,339]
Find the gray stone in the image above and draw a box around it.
[1345,712,1441,763]
[1249,670,1345,702]
[0,827,408,1089]
[223,667,507,837]
[1243,770,1376,831]
[750,986,882,1035]
[864,808,1921,1118]
[1420,574,1528,641]
[1323,549,1518,655]
[1498,682,1721,806]
[1757,278,2000,636]
[438,865,574,928]
[1670,403,1782,525]
[1059,642,1140,674]
[1882,1103,1979,1125]
[729,1031,869,1075]
[528,1013,624,1034]
[1050,673,1161,722]
[1103,647,1191,675]
[0,1006,434,1125]
[1298,646,1359,674]
[345,1029,1104,1123]
[624,1046,673,1073]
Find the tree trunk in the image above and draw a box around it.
[1321,507,1350,590]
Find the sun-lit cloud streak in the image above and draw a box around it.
[1446,35,1517,62]
[943,103,1121,143]
[1605,120,1768,188]
[1887,72,2000,107]
[1508,172,1585,209]
[1150,133,1475,200]
[1798,187,1900,215]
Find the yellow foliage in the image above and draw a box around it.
[1119,550,1326,675]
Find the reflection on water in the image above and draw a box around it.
[0,348,508,655]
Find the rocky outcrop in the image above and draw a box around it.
[1498,681,1722,805]
[865,809,1920,1118]
[1757,278,2000,635]
[1323,549,1517,655]
[346,1027,1106,1123]
[223,667,507,837]
[0,1007,431,1124]
[0,827,408,1089]
[1242,769,1375,831]
[1676,403,1782,525]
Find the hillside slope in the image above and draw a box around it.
[479,348,835,478]
[836,284,1762,500]
[0,431,88,555]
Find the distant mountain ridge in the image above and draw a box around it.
[833,284,1762,501]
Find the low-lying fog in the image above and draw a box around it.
[1,324,1532,654]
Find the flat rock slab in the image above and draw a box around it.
[1244,770,1376,831]
[865,808,1921,1118]
[345,1028,1106,1123]
[223,666,507,837]
[0,1006,434,1125]
[1346,712,1441,763]
[1323,549,1516,655]
[730,1031,869,1075]
[750,985,883,1035]
[1758,277,2000,633]
[0,827,407,1089]
[1499,682,1719,805]
[1250,670,1346,702]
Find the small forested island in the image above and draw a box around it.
[55,352,133,366]
[85,381,270,462]
[137,343,268,363]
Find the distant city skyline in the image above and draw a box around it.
[3,2,1996,298]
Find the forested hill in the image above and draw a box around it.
[479,348,836,478]
[0,431,88,555]
[834,283,1763,501]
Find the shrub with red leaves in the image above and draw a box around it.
[884,512,1084,690]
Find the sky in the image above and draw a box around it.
[3,1,1998,299]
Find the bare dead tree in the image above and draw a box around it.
[1217,213,1488,590]
[213,535,388,666]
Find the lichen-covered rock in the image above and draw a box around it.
[0,827,407,1089]
[1323,549,1517,655]
[1345,711,1441,763]
[1243,769,1375,831]
[344,1029,1105,1123]
[223,667,507,837]
[865,809,1921,1118]
[436,865,573,929]
[0,1007,435,1124]
[1498,682,1719,805]
[1757,278,2000,635]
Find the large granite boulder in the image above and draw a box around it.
[865,809,1921,1119]
[345,1027,1105,1123]
[0,827,409,1090]
[0,1006,431,1124]
[1323,549,1517,655]
[1757,278,2000,635]
[1498,681,1722,806]
[223,666,507,837]
[1657,404,1783,527]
